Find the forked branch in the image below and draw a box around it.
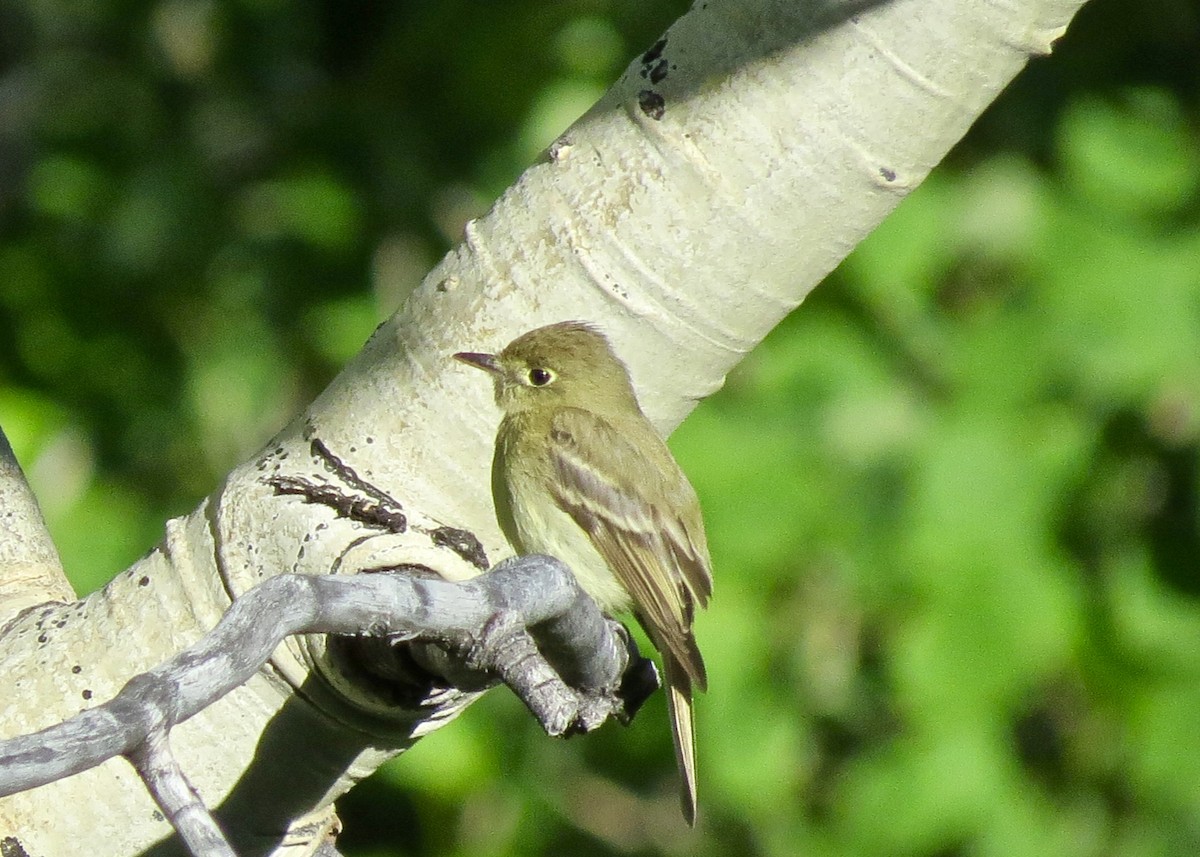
[0,556,655,855]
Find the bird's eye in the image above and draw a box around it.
[528,367,554,387]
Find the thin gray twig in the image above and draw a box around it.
[0,555,652,856]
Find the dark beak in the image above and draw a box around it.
[453,351,502,374]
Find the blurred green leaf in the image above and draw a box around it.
[26,154,110,221]
[303,296,382,366]
[1058,89,1200,218]
[239,172,364,253]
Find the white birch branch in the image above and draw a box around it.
[0,427,74,629]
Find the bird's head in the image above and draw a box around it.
[454,321,640,416]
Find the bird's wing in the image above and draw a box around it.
[545,407,712,690]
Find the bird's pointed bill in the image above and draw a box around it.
[454,351,502,374]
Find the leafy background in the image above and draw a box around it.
[1,0,1199,855]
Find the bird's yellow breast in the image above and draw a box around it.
[493,412,633,615]
[503,464,633,615]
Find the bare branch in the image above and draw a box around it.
[128,729,236,857]
[0,555,650,854]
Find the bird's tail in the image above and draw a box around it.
[663,653,698,826]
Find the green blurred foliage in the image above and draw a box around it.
[2,0,1200,855]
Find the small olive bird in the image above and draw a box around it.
[454,321,713,825]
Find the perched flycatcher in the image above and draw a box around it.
[455,320,713,825]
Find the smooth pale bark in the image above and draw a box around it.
[0,429,73,627]
[0,0,1086,853]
